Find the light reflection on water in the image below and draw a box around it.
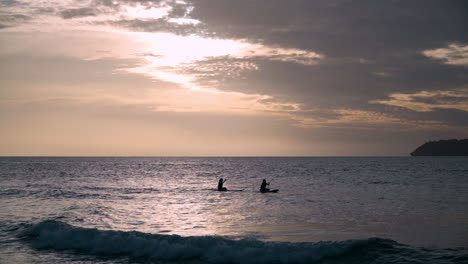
[1,157,468,248]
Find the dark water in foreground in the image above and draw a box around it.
[0,157,467,263]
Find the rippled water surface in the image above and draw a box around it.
[1,157,467,263]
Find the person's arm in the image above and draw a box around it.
[223,179,227,183]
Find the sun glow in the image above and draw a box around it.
[125,32,321,91]
[134,33,247,66]
[114,31,324,115]
[124,32,248,92]
[167,17,201,25]
[2,0,323,118]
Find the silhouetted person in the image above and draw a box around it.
[260,179,270,193]
[218,178,227,191]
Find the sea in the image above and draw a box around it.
[0,157,467,264]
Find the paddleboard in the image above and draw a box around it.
[260,189,278,193]
[208,189,244,192]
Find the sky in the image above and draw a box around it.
[0,0,467,156]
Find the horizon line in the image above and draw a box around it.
[0,155,414,158]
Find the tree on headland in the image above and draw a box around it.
[411,139,468,156]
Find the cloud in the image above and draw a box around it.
[187,0,468,53]
[324,109,453,131]
[60,8,97,19]
[0,0,22,7]
[423,44,468,66]
[118,32,323,96]
[94,0,198,21]
[111,18,202,35]
[2,0,468,155]
[0,13,31,28]
[370,88,468,112]
[273,106,456,132]
[237,44,322,65]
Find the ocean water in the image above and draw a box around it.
[0,157,467,263]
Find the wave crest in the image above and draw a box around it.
[20,220,383,263]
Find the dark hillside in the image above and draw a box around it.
[411,139,468,156]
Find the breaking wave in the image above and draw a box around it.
[20,220,467,264]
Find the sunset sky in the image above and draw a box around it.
[1,0,467,156]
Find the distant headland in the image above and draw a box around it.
[411,139,468,156]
